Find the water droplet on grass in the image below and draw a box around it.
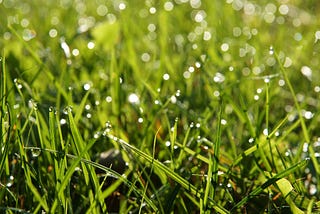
[269,46,274,55]
[14,78,23,89]
[6,175,14,188]
[63,106,73,114]
[164,1,174,11]
[60,118,67,125]
[28,99,38,110]
[138,117,144,123]
[128,93,140,104]
[31,148,41,157]
[94,131,101,139]
[301,66,312,81]
[154,100,161,105]
[303,110,314,119]
[83,82,92,91]
[248,138,254,143]
[213,72,225,83]
[105,96,112,103]
[87,41,95,49]
[170,95,177,104]
[165,141,171,147]
[221,119,227,125]
[163,73,170,80]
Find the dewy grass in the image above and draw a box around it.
[2,0,320,213]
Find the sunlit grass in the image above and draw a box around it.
[1,0,320,213]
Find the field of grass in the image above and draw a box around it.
[1,0,320,213]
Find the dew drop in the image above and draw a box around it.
[60,118,67,125]
[83,82,92,91]
[309,184,317,195]
[94,131,101,139]
[263,128,268,136]
[28,99,38,111]
[87,41,95,49]
[165,141,171,147]
[301,66,312,81]
[14,78,23,89]
[128,93,140,104]
[189,122,194,128]
[138,117,143,123]
[170,95,177,104]
[303,142,308,152]
[31,148,41,157]
[248,138,254,143]
[221,119,227,125]
[63,106,73,114]
[269,46,274,55]
[213,72,225,83]
[163,73,170,80]
[60,37,71,58]
[105,96,112,103]
[6,175,14,188]
[304,110,313,119]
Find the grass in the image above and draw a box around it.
[1,0,320,213]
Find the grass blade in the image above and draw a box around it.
[231,158,309,210]
[107,134,230,214]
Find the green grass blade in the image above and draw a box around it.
[67,107,90,184]
[107,134,230,213]
[232,158,309,210]
[275,52,319,175]
[17,132,49,212]
[212,105,223,198]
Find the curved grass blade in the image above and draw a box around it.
[231,158,309,211]
[107,134,230,214]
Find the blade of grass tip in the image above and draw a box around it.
[170,117,178,160]
[176,125,192,167]
[67,107,90,184]
[276,177,304,213]
[231,158,309,211]
[49,107,67,213]
[107,134,230,214]
[274,52,319,174]
[74,90,90,123]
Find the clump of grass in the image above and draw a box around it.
[1,0,320,213]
